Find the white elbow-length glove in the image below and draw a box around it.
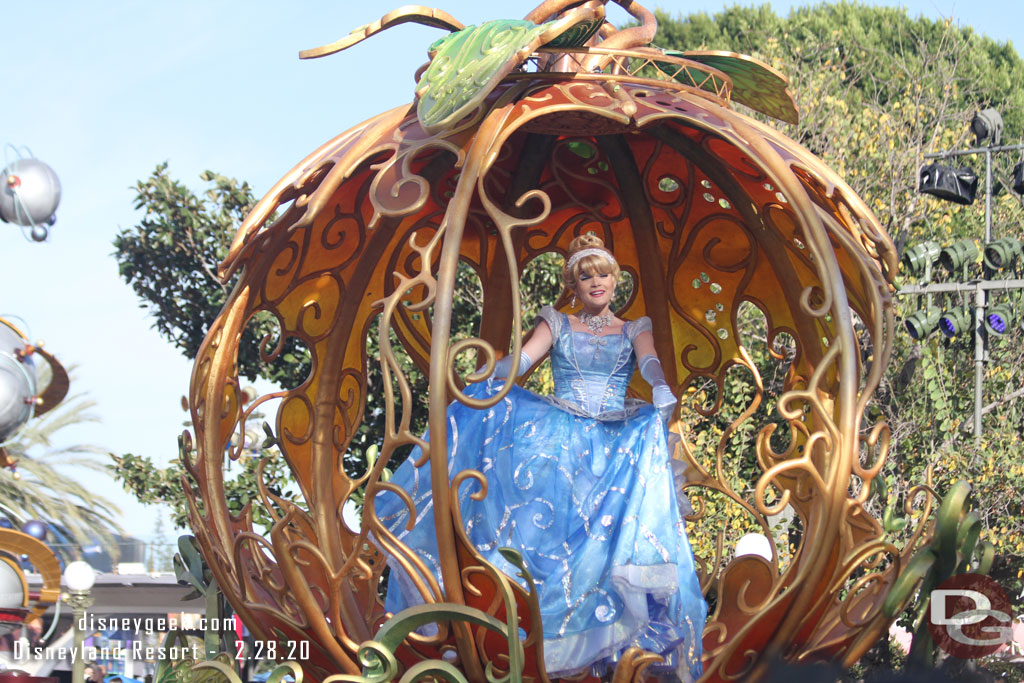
[490,350,533,379]
[638,354,676,423]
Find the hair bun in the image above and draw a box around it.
[567,233,605,255]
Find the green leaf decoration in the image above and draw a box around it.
[880,480,997,667]
[664,50,800,125]
[416,7,605,133]
[153,631,233,683]
[418,20,550,133]
[173,534,208,600]
[542,16,603,48]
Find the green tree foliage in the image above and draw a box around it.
[114,164,243,367]
[147,514,175,572]
[114,163,308,386]
[110,448,297,530]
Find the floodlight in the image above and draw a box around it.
[939,239,980,271]
[984,304,1014,336]
[901,241,941,278]
[971,108,1003,147]
[905,307,940,340]
[938,308,972,338]
[919,164,978,205]
[983,238,1022,270]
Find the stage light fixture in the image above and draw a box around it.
[984,303,1014,336]
[938,307,972,338]
[919,163,978,205]
[983,237,1022,270]
[971,108,1003,146]
[905,307,941,340]
[939,239,980,272]
[901,241,941,278]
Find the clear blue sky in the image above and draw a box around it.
[2,0,1020,543]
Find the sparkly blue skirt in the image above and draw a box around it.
[376,381,706,680]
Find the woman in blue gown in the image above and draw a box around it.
[376,234,707,680]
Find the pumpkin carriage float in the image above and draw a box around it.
[181,1,946,680]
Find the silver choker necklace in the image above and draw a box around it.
[579,311,613,334]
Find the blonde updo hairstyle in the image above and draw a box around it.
[561,233,620,299]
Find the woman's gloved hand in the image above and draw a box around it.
[652,384,677,422]
[490,350,533,379]
[639,354,677,423]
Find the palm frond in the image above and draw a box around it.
[1,394,124,559]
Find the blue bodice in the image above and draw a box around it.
[539,307,651,417]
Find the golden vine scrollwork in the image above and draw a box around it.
[182,2,921,682]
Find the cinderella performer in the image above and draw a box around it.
[376,234,706,680]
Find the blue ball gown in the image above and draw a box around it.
[376,306,706,680]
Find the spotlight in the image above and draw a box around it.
[984,303,1013,336]
[901,241,941,278]
[919,163,978,205]
[905,307,940,340]
[939,239,980,272]
[983,237,1022,270]
[971,108,1003,147]
[939,308,973,338]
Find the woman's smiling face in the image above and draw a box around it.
[576,269,616,311]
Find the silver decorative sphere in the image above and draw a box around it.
[0,322,37,443]
[0,558,27,610]
[0,159,62,227]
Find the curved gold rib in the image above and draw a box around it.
[299,6,465,60]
